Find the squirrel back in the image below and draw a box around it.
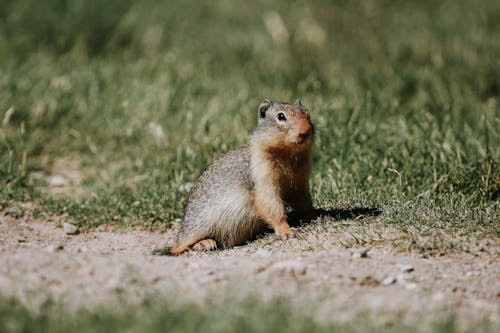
[170,99,314,255]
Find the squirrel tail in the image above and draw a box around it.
[149,245,189,256]
[169,244,190,256]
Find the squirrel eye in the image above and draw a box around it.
[277,112,286,121]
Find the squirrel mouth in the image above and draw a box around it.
[294,137,310,144]
[296,132,311,143]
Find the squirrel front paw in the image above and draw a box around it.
[278,227,297,239]
[274,219,297,238]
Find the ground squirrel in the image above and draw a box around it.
[170,99,314,255]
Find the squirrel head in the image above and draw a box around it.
[253,99,314,152]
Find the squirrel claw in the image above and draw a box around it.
[276,226,297,239]
[192,239,218,252]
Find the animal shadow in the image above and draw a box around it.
[152,207,383,255]
[288,206,383,227]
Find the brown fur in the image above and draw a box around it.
[170,99,314,255]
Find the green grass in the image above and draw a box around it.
[1,0,499,241]
[0,296,495,333]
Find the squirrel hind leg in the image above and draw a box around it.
[192,239,218,252]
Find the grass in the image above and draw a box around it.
[1,0,499,242]
[0,296,496,333]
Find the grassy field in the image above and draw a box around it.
[2,295,496,333]
[0,0,499,331]
[1,0,498,239]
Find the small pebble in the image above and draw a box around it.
[63,222,79,235]
[351,248,368,259]
[48,244,64,252]
[398,264,415,273]
[381,276,397,285]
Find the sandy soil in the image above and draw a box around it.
[0,213,498,327]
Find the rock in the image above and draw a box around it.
[63,222,79,235]
[48,244,64,252]
[351,248,369,258]
[49,175,68,187]
[381,276,397,286]
[17,237,28,243]
[398,264,414,273]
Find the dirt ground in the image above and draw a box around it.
[0,213,498,328]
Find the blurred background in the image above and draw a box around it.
[0,0,498,229]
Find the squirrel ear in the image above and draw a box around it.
[258,99,272,118]
[293,99,302,107]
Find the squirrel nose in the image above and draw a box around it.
[297,119,312,139]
